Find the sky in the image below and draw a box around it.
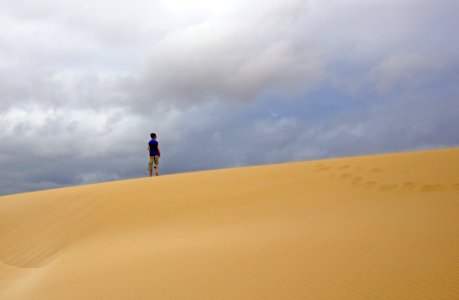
[1,0,458,195]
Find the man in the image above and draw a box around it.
[148,133,161,176]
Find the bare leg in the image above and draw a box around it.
[155,167,159,176]
[149,169,153,177]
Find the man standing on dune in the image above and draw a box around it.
[148,133,161,177]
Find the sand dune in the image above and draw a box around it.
[1,148,459,299]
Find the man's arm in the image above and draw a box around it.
[158,145,161,157]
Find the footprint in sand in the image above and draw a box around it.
[351,176,363,185]
[339,165,350,170]
[365,181,378,188]
[378,184,398,191]
[402,182,417,190]
[369,168,383,174]
[314,165,332,172]
[350,178,364,188]
[338,174,353,180]
[420,184,444,193]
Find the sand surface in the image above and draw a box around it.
[1,148,459,299]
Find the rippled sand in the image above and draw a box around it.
[1,147,459,299]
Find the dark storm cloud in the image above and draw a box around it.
[1,0,459,195]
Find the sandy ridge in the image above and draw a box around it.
[0,147,458,299]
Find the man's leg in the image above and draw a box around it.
[155,156,159,176]
[148,157,153,177]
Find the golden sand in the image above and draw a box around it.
[1,148,459,299]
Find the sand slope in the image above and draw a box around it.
[1,148,459,299]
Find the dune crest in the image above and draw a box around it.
[1,148,459,299]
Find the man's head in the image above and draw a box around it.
[150,133,157,139]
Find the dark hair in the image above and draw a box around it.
[150,133,157,139]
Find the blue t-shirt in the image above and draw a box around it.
[148,139,160,156]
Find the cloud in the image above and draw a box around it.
[124,2,323,110]
[369,52,443,92]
